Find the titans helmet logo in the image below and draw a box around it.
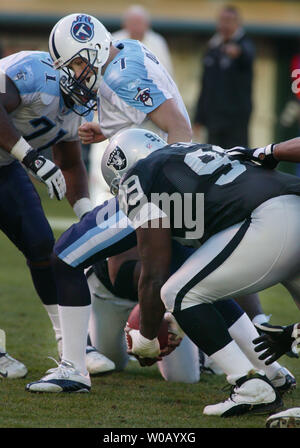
[107,147,127,171]
[71,15,94,43]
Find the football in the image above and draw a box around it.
[125,304,169,351]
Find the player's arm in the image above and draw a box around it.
[273,137,300,163]
[0,75,66,200]
[52,140,92,219]
[227,136,300,169]
[77,121,107,145]
[137,221,171,339]
[148,98,192,144]
[126,220,172,360]
[0,75,23,149]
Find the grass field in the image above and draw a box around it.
[1,182,300,431]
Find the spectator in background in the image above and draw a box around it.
[112,4,173,75]
[193,5,255,148]
[88,4,174,206]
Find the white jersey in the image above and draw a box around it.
[0,51,93,167]
[112,30,174,76]
[97,39,190,140]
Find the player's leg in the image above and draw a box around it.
[0,328,27,379]
[0,162,60,377]
[87,265,133,371]
[215,299,296,394]
[234,293,271,325]
[162,196,300,415]
[26,202,133,392]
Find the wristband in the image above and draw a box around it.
[11,137,33,161]
[73,197,93,219]
[264,144,275,156]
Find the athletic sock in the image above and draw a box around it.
[173,303,255,381]
[228,312,281,379]
[58,304,91,375]
[43,304,62,342]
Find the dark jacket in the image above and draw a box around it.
[194,29,255,132]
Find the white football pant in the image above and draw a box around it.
[161,195,300,312]
[87,271,200,382]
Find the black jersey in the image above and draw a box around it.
[120,142,300,243]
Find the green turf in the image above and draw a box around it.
[0,182,300,429]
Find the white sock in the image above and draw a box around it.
[229,313,281,379]
[44,304,62,341]
[252,313,271,325]
[58,305,91,375]
[209,340,255,384]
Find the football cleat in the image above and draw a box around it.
[86,346,115,375]
[203,372,283,417]
[57,339,115,375]
[266,408,300,428]
[25,359,91,393]
[270,367,296,395]
[0,352,28,379]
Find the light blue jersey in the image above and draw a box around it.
[0,51,93,167]
[98,40,190,140]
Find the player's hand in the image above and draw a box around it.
[125,328,161,367]
[78,122,107,145]
[160,332,182,358]
[226,145,278,169]
[159,312,184,357]
[22,150,66,200]
[253,322,300,365]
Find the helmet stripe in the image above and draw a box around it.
[51,28,60,61]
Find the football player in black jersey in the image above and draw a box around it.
[102,129,300,416]
[26,129,300,417]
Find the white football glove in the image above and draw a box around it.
[126,328,160,358]
[22,150,66,200]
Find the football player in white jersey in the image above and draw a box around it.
[0,50,114,377]
[48,14,192,146]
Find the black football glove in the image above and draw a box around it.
[226,144,279,169]
[253,322,300,365]
[22,149,66,200]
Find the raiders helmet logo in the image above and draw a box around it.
[107,146,127,171]
[134,87,153,107]
[71,15,94,43]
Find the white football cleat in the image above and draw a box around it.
[26,359,91,393]
[86,346,115,375]
[57,340,115,375]
[266,408,300,428]
[203,372,283,417]
[0,352,28,379]
[269,367,296,395]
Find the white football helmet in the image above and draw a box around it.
[102,128,166,195]
[49,13,111,113]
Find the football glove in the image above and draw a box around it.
[253,322,300,365]
[22,150,66,200]
[125,328,160,358]
[226,144,278,169]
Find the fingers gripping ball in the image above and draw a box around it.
[125,304,169,351]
